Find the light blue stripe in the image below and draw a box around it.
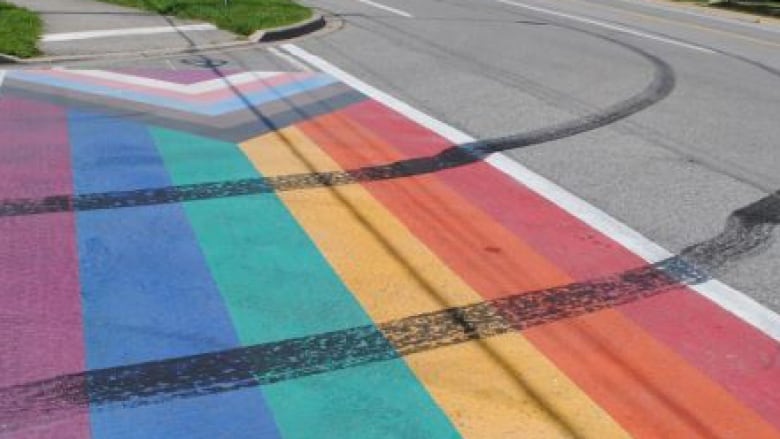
[10,71,336,115]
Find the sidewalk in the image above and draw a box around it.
[10,0,239,57]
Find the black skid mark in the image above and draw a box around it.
[5,190,780,435]
[0,41,675,218]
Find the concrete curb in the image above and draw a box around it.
[0,12,328,65]
[249,12,326,43]
[0,53,22,64]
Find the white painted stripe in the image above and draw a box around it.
[496,0,716,54]
[281,43,780,341]
[60,70,280,94]
[357,0,414,17]
[484,155,780,341]
[268,47,313,72]
[42,24,218,42]
[610,0,780,35]
[0,70,6,91]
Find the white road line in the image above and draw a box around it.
[357,0,414,17]
[0,70,6,91]
[496,0,715,53]
[610,0,780,35]
[268,47,313,72]
[280,43,780,341]
[41,24,218,42]
[56,70,279,94]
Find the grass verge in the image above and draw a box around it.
[672,0,780,18]
[96,0,313,35]
[0,1,42,58]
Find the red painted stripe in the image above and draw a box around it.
[340,99,780,429]
[0,98,90,438]
[297,105,780,437]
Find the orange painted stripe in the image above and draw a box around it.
[339,100,780,430]
[241,126,631,438]
[296,108,779,438]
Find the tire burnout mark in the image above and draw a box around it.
[0,189,778,434]
[0,38,675,218]
[1,32,779,434]
[0,250,706,434]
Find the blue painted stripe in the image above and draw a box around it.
[154,127,461,439]
[10,72,337,115]
[68,110,281,439]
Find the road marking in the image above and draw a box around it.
[280,43,780,341]
[0,70,5,91]
[268,47,313,72]
[357,0,414,17]
[495,0,715,53]
[57,70,279,94]
[561,0,780,49]
[610,0,780,35]
[41,24,218,42]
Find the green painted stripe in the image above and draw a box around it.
[152,127,460,439]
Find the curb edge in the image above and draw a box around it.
[0,12,328,65]
[249,13,326,43]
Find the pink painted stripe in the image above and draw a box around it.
[38,70,316,104]
[341,99,780,429]
[113,69,241,84]
[0,98,90,438]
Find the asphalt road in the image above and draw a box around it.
[65,0,780,311]
[4,1,779,435]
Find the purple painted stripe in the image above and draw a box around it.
[0,98,90,438]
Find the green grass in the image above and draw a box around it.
[672,0,780,17]
[97,0,313,35]
[0,1,42,58]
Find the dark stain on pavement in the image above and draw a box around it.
[1,26,779,435]
[0,188,778,434]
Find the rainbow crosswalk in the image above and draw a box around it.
[0,69,778,438]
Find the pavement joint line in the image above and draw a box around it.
[495,0,716,53]
[357,0,414,17]
[279,43,780,341]
[41,24,219,42]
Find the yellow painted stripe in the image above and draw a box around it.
[240,126,631,438]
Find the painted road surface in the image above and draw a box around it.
[0,66,778,438]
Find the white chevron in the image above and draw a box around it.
[51,69,284,95]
